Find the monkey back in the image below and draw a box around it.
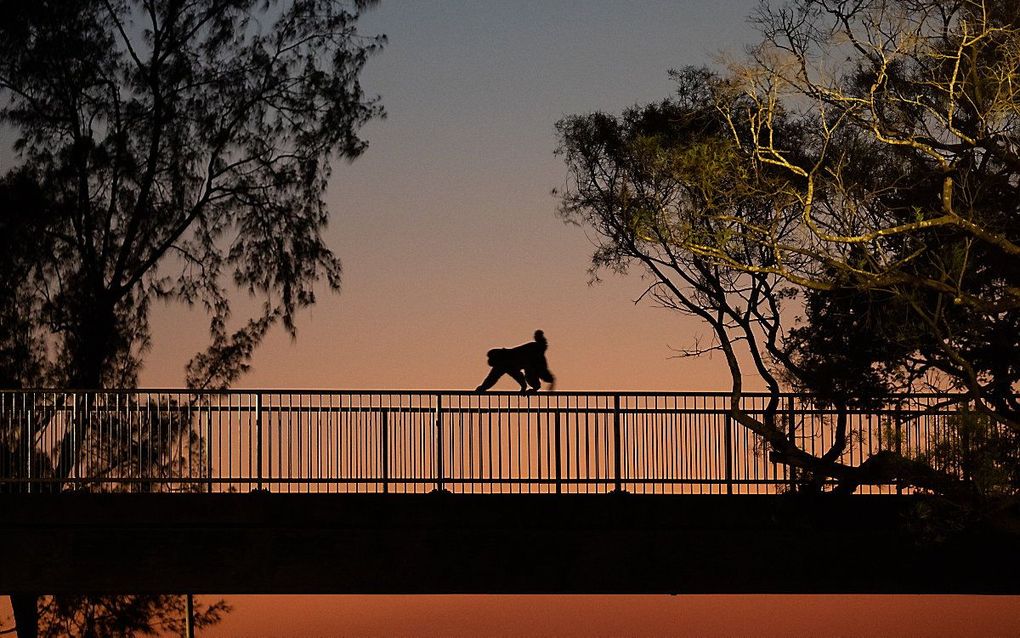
[486,348,508,366]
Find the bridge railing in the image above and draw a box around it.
[0,390,978,495]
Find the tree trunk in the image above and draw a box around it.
[807,405,848,491]
[54,299,115,484]
[10,594,38,638]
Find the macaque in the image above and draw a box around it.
[475,330,556,393]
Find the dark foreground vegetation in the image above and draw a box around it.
[0,0,383,635]
[558,0,1020,500]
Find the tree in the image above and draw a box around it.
[0,1,384,636]
[556,64,1007,496]
[556,68,879,492]
[557,0,1020,499]
[0,0,383,390]
[728,0,1020,424]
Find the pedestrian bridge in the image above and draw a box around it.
[0,390,1013,595]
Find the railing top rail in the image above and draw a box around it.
[0,388,979,399]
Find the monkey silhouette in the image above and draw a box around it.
[475,330,556,393]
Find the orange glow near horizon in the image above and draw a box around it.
[7,595,1020,637]
[199,595,1020,637]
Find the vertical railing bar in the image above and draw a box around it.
[206,398,213,493]
[135,392,143,491]
[417,394,423,493]
[25,392,32,494]
[654,396,660,494]
[526,394,532,493]
[311,394,317,493]
[595,396,602,490]
[327,394,333,493]
[345,393,351,494]
[255,393,263,491]
[643,397,650,492]
[289,393,295,493]
[320,394,324,492]
[708,396,715,494]
[555,401,562,494]
[575,396,581,493]
[536,396,542,493]
[299,393,306,493]
[185,393,191,490]
[363,394,369,493]
[583,395,589,493]
[667,397,675,493]
[724,411,734,495]
[363,394,371,492]
[361,394,367,494]
[413,394,419,493]
[613,393,622,493]
[159,392,167,492]
[474,396,481,494]
[686,396,693,494]
[71,391,80,491]
[435,393,444,492]
[695,397,703,494]
[496,394,502,493]
[895,401,903,495]
[469,398,476,494]
[644,397,650,493]
[787,394,796,493]
[460,395,466,493]
[486,393,493,494]
[213,394,219,492]
[382,408,389,493]
[225,396,231,489]
[516,396,522,494]
[351,395,357,492]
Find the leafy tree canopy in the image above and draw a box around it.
[557,0,1020,497]
[0,0,384,390]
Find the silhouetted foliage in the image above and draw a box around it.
[0,1,384,636]
[37,595,229,638]
[0,0,383,390]
[741,0,1020,418]
[0,171,50,389]
[558,13,1020,498]
[743,0,1020,494]
[555,69,878,490]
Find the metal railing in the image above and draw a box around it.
[0,390,986,495]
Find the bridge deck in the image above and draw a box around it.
[1,493,1015,595]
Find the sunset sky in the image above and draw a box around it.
[3,0,1019,635]
[188,1,1016,634]
[142,0,763,393]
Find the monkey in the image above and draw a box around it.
[475,330,556,393]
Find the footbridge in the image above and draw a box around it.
[0,390,1015,595]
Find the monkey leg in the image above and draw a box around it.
[506,368,528,393]
[525,369,542,393]
[475,367,505,392]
